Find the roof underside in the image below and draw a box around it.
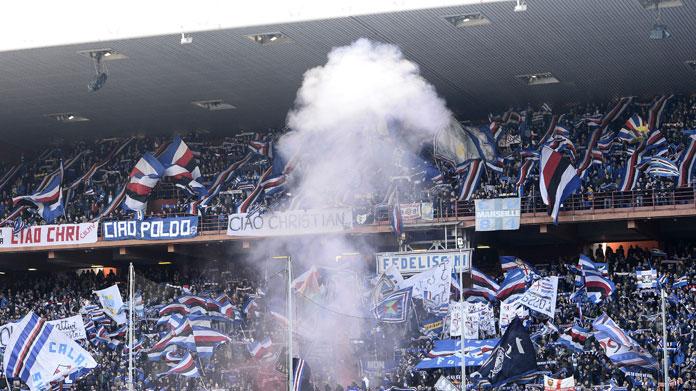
[1,0,695,152]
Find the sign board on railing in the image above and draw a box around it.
[227,208,353,237]
[102,216,198,240]
[375,249,471,274]
[475,197,520,231]
[0,223,98,248]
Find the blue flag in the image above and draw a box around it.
[471,317,543,388]
[373,287,411,323]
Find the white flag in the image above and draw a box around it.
[47,315,87,340]
[499,294,529,333]
[94,284,127,324]
[3,312,97,390]
[400,259,452,312]
[519,276,558,318]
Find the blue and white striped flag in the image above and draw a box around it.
[3,312,97,391]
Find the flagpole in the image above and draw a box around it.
[458,242,467,391]
[661,288,669,391]
[287,256,294,391]
[128,262,134,391]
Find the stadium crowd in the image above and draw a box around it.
[370,242,696,391]
[0,241,693,390]
[2,94,696,229]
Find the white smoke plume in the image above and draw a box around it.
[246,39,454,387]
[282,38,452,207]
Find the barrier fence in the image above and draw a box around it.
[92,187,696,239]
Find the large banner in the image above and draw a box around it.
[636,269,657,289]
[499,294,529,333]
[376,249,472,274]
[519,276,558,318]
[449,302,494,339]
[399,202,434,221]
[475,197,521,231]
[0,223,98,248]
[47,315,87,340]
[227,208,353,237]
[102,216,198,240]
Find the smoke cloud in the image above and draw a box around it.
[246,39,453,387]
[282,38,452,207]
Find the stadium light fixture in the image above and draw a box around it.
[476,244,490,249]
[444,13,491,28]
[191,99,236,111]
[28,268,37,271]
[686,60,696,72]
[180,32,193,45]
[0,271,5,275]
[245,32,292,45]
[647,1,671,40]
[637,0,683,10]
[46,112,90,123]
[158,261,173,265]
[514,0,527,12]
[515,72,560,86]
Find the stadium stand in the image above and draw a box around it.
[3,2,696,390]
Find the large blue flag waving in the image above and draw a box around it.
[3,312,97,391]
[471,317,543,388]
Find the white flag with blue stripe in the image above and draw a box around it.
[3,312,97,391]
[94,285,127,325]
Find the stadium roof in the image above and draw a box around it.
[1,0,696,153]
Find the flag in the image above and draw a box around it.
[647,94,672,131]
[94,285,126,325]
[471,267,500,300]
[159,303,192,317]
[519,276,558,318]
[248,337,272,359]
[400,260,452,313]
[576,97,633,176]
[292,266,322,300]
[194,152,254,211]
[583,269,615,299]
[636,269,658,289]
[543,375,575,391]
[471,317,542,388]
[569,324,591,343]
[540,147,581,224]
[123,153,165,211]
[496,268,528,300]
[499,256,522,272]
[292,357,312,391]
[12,162,64,223]
[373,288,411,323]
[678,135,696,187]
[555,334,584,353]
[593,314,658,372]
[390,202,404,237]
[672,275,689,288]
[622,114,648,141]
[158,137,207,197]
[192,326,231,358]
[3,312,97,391]
[159,351,199,378]
[577,255,608,275]
[457,159,484,201]
[515,159,535,196]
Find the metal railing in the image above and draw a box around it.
[95,187,696,239]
